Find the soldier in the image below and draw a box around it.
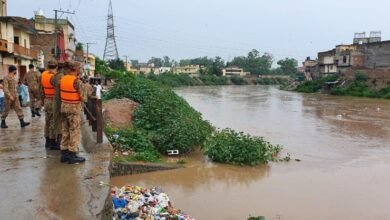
[51,61,67,149]
[60,62,86,164]
[23,64,41,117]
[1,65,30,128]
[41,60,59,149]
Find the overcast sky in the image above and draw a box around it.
[8,0,390,65]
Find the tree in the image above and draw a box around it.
[230,49,274,75]
[130,60,139,67]
[95,57,110,76]
[277,58,298,75]
[148,57,163,68]
[163,56,172,67]
[108,58,125,71]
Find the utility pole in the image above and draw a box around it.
[53,9,75,60]
[84,42,96,77]
[123,55,128,71]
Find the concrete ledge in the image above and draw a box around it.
[80,115,113,220]
[112,162,184,177]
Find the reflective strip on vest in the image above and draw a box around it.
[60,75,81,104]
[41,71,55,98]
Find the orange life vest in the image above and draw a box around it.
[60,75,81,104]
[41,71,55,98]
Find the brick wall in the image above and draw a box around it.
[31,33,55,68]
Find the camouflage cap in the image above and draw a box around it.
[58,61,66,68]
[48,60,58,68]
[67,61,81,72]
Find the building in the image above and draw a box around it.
[173,65,202,74]
[353,31,381,44]
[0,16,39,80]
[318,49,338,75]
[222,67,249,76]
[31,9,77,66]
[0,0,6,16]
[155,67,171,75]
[84,53,96,77]
[302,57,318,80]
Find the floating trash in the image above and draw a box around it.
[112,185,195,220]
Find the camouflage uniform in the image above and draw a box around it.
[22,70,41,111]
[51,71,65,137]
[1,74,24,120]
[41,70,57,140]
[61,78,85,153]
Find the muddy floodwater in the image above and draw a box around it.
[111,85,390,220]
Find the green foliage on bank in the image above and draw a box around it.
[106,128,162,163]
[105,75,213,155]
[330,72,390,98]
[255,77,288,85]
[295,75,339,93]
[105,74,283,165]
[146,72,250,87]
[205,129,282,166]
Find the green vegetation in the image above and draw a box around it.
[204,129,282,166]
[295,75,339,93]
[146,72,250,87]
[255,77,288,85]
[230,75,249,85]
[248,217,266,220]
[104,74,283,165]
[105,75,213,155]
[330,72,390,98]
[106,128,162,163]
[229,49,273,75]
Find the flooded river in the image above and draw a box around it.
[112,85,390,220]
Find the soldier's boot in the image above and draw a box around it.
[31,110,36,118]
[60,150,70,163]
[35,109,41,117]
[67,152,86,164]
[1,120,8,129]
[50,139,60,151]
[45,137,50,148]
[19,119,30,128]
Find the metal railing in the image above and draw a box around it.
[83,97,103,143]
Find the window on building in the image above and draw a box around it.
[14,36,19,45]
[343,56,347,63]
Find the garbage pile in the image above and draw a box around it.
[112,185,195,220]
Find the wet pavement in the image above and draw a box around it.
[0,108,110,220]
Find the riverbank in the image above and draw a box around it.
[295,73,390,99]
[145,72,288,87]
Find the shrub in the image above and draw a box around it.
[230,76,248,85]
[296,75,339,93]
[355,72,368,81]
[105,76,213,154]
[199,74,229,85]
[106,128,162,163]
[204,129,282,166]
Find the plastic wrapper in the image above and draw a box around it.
[112,185,195,220]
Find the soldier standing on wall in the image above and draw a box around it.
[40,60,59,149]
[59,62,86,164]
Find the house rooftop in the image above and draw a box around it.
[0,16,36,34]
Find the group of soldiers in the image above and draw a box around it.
[1,60,93,164]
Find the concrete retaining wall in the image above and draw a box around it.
[112,162,184,177]
[80,116,113,220]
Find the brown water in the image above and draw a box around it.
[112,85,390,220]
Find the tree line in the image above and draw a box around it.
[96,49,301,78]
